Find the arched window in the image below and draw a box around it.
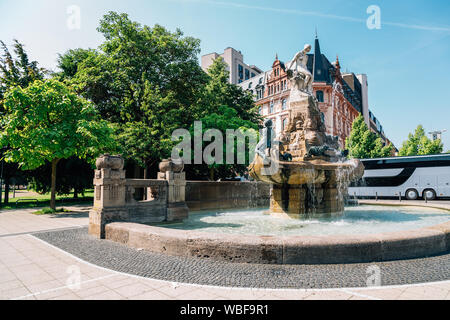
[270,102,274,114]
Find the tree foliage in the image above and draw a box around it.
[345,115,394,159]
[66,12,208,172]
[0,79,117,208]
[398,125,443,156]
[186,57,260,180]
[0,39,47,204]
[0,39,46,102]
[197,57,259,121]
[54,48,96,81]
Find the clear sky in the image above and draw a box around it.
[1,0,449,150]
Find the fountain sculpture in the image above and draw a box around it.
[249,44,365,219]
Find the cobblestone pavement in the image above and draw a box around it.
[35,227,450,289]
[1,204,450,300]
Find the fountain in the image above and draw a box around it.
[92,44,450,264]
[249,43,364,219]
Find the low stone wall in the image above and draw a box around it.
[105,221,450,264]
[185,181,270,211]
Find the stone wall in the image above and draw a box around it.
[89,156,189,239]
[185,181,270,211]
[105,221,450,264]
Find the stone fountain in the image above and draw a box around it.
[249,44,364,219]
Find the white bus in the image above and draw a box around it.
[348,154,450,200]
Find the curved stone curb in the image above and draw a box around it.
[105,221,450,264]
[358,201,450,212]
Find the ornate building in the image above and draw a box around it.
[239,37,392,149]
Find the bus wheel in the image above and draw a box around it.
[406,189,419,200]
[423,189,436,201]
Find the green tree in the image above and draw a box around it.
[198,57,259,121]
[0,79,117,209]
[0,39,46,101]
[188,105,259,181]
[180,57,261,180]
[69,12,208,176]
[0,39,47,205]
[54,48,96,81]
[346,115,393,159]
[398,125,443,156]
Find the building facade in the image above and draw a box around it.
[201,47,263,84]
[238,37,392,149]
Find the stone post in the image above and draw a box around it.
[158,159,189,222]
[89,154,127,238]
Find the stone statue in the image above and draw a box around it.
[255,119,276,161]
[248,43,365,218]
[286,44,313,99]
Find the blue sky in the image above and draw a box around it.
[1,0,449,150]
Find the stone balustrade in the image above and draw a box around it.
[89,155,189,239]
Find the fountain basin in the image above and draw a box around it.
[249,154,364,218]
[249,156,363,186]
[105,206,450,264]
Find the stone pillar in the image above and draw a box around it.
[89,155,127,239]
[158,159,189,222]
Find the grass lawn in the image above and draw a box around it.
[0,190,94,210]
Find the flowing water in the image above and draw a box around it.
[160,205,450,236]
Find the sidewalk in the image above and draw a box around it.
[0,206,449,300]
[0,205,90,237]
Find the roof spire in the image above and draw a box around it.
[275,53,278,60]
[315,27,318,39]
[335,55,340,68]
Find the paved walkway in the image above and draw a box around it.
[1,204,450,300]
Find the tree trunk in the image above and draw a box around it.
[210,167,214,181]
[4,178,9,204]
[73,189,78,199]
[50,159,60,210]
[143,167,148,179]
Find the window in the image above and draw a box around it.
[316,90,324,103]
[238,64,244,80]
[251,72,256,78]
[270,102,274,114]
[259,106,262,114]
[245,69,250,80]
[282,99,287,110]
[282,118,288,131]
